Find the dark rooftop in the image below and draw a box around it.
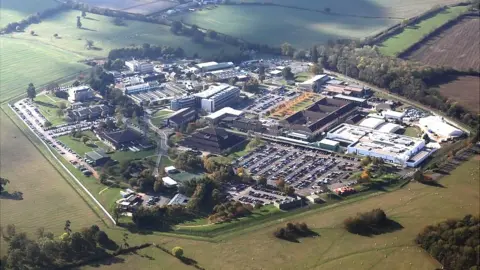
[180,127,245,154]
[100,128,143,145]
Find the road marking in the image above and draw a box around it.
[99,187,109,194]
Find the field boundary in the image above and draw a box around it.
[367,2,470,48]
[2,104,116,225]
[399,13,480,62]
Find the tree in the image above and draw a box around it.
[30,30,35,36]
[153,179,164,193]
[293,49,306,60]
[44,121,52,128]
[276,178,285,189]
[310,45,318,63]
[172,246,184,258]
[85,40,94,50]
[82,10,87,17]
[95,231,109,246]
[359,169,371,183]
[81,136,89,144]
[258,176,267,186]
[76,16,82,29]
[207,29,217,39]
[170,21,183,34]
[56,109,63,117]
[53,33,58,38]
[26,83,36,99]
[111,59,124,71]
[281,42,295,57]
[324,7,331,13]
[112,206,121,223]
[282,67,294,80]
[0,177,10,193]
[112,17,125,26]
[309,63,323,75]
[413,170,425,182]
[58,102,67,110]
[191,30,205,43]
[360,156,372,167]
[284,185,295,196]
[242,78,260,93]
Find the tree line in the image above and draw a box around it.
[273,222,315,242]
[305,41,479,129]
[415,214,479,270]
[1,4,69,33]
[0,222,117,269]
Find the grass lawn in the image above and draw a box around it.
[144,156,479,270]
[57,131,108,156]
[34,94,69,126]
[378,5,468,56]
[0,110,103,256]
[295,72,311,82]
[0,0,59,28]
[0,37,88,102]
[150,109,173,127]
[110,149,156,163]
[175,5,399,48]
[404,126,422,138]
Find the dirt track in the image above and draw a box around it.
[405,16,480,71]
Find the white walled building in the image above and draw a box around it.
[327,123,433,167]
[68,85,94,103]
[419,116,464,139]
[125,60,154,74]
[194,84,240,113]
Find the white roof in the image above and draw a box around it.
[376,123,401,133]
[196,61,218,68]
[269,70,282,75]
[194,83,236,99]
[165,166,177,172]
[334,94,365,103]
[359,117,385,129]
[319,138,340,146]
[206,107,244,120]
[382,110,405,118]
[419,116,463,137]
[162,176,178,187]
[301,74,328,85]
[168,193,190,206]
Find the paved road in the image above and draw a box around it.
[323,69,471,133]
[14,97,100,179]
[147,118,171,176]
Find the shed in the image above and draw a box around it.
[318,138,340,151]
[162,176,178,187]
[165,166,179,174]
[85,150,111,166]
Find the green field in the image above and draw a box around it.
[0,10,239,103]
[0,0,59,28]
[126,156,479,270]
[150,109,173,126]
[0,110,103,256]
[378,5,468,56]
[0,37,89,102]
[175,5,399,48]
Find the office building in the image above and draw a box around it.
[165,107,197,128]
[125,60,154,74]
[170,95,196,111]
[68,85,94,103]
[195,84,240,113]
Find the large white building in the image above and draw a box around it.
[125,60,154,74]
[327,123,434,167]
[297,74,329,91]
[194,84,240,113]
[418,116,464,139]
[124,82,159,94]
[195,61,234,73]
[68,85,94,103]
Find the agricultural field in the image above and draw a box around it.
[378,5,468,56]
[81,246,191,270]
[117,155,480,270]
[79,0,178,15]
[404,15,480,71]
[0,0,59,28]
[0,111,103,255]
[175,5,400,48]
[0,37,89,102]
[237,0,465,18]
[15,10,239,58]
[435,76,480,113]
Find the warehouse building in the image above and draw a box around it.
[205,107,244,124]
[327,123,433,167]
[164,107,197,128]
[196,61,234,73]
[280,98,356,140]
[85,150,111,166]
[317,138,340,151]
[358,117,385,129]
[382,110,405,120]
[125,60,154,74]
[418,116,464,140]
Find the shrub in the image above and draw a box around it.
[172,246,184,258]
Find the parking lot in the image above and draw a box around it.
[242,88,299,116]
[226,183,292,206]
[233,143,362,196]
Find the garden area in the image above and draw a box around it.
[34,94,69,126]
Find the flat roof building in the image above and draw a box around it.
[162,176,178,187]
[167,193,190,206]
[359,117,385,129]
[125,60,154,74]
[297,74,329,91]
[327,123,432,167]
[206,107,244,123]
[196,61,234,73]
[97,128,144,150]
[68,85,94,103]
[419,116,463,139]
[85,150,111,166]
[165,107,197,128]
[196,84,240,113]
[180,127,246,154]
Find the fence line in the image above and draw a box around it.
[7,104,117,225]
